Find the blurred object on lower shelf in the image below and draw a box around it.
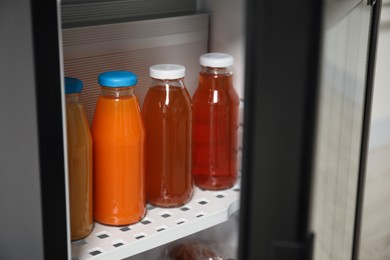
[128,210,239,260]
[164,239,236,260]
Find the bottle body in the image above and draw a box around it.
[143,77,193,207]
[92,86,145,225]
[192,66,239,190]
[66,94,93,240]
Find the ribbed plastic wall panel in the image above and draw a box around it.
[62,13,209,125]
[61,0,196,27]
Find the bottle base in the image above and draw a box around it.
[193,175,237,191]
[71,224,94,241]
[147,191,194,208]
[94,211,146,227]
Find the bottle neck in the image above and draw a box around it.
[201,66,233,76]
[100,86,134,98]
[66,93,80,104]
[150,78,185,88]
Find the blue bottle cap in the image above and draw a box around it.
[65,77,83,94]
[98,71,138,87]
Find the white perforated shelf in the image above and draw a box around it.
[71,184,241,260]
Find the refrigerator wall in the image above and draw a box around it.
[62,13,210,124]
[197,0,246,99]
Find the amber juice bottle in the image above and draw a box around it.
[142,64,193,207]
[65,77,93,240]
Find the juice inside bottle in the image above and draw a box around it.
[65,77,93,240]
[92,71,145,226]
[142,64,193,207]
[192,53,240,190]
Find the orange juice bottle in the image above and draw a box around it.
[65,77,93,240]
[142,64,193,207]
[91,71,145,226]
[192,53,240,190]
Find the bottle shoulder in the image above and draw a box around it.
[144,85,191,108]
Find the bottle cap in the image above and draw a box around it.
[65,77,83,94]
[98,71,137,87]
[200,53,234,68]
[150,64,185,80]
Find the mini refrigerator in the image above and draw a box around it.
[0,0,382,259]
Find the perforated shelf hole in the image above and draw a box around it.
[180,206,191,211]
[112,240,126,248]
[195,212,206,218]
[119,227,131,232]
[215,192,227,199]
[159,211,174,218]
[96,232,110,239]
[88,248,103,256]
[233,188,240,192]
[175,218,188,225]
[134,233,148,240]
[155,225,167,232]
[197,198,209,205]
[141,218,153,225]
[146,204,156,210]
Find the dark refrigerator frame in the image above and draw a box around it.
[239,0,381,260]
[0,0,381,259]
[239,0,323,259]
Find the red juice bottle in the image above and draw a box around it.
[192,53,240,190]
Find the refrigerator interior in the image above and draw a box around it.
[60,0,246,259]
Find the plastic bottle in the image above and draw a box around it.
[142,64,193,207]
[91,71,145,225]
[65,77,93,240]
[192,53,240,190]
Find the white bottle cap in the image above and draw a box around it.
[149,64,185,80]
[200,53,234,68]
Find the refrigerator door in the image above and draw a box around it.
[0,1,68,260]
[310,1,381,260]
[239,0,380,259]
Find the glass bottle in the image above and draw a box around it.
[65,77,93,240]
[192,53,240,190]
[91,71,145,225]
[142,64,193,207]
